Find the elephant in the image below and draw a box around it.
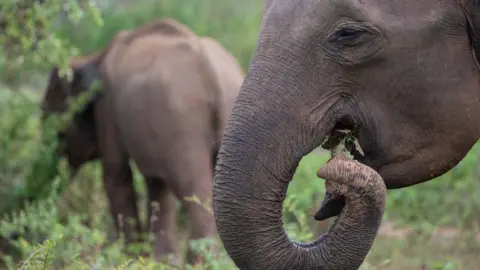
[40,18,244,265]
[212,0,480,269]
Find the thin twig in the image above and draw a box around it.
[20,246,46,270]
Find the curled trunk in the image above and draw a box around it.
[214,150,385,269]
[213,71,387,268]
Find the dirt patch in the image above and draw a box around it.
[378,221,480,241]
[314,219,480,241]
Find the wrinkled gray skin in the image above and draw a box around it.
[213,0,480,269]
[41,19,244,265]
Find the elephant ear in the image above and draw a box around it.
[459,0,480,65]
[68,53,103,138]
[42,53,102,114]
[42,67,71,113]
[69,52,103,97]
[43,55,102,166]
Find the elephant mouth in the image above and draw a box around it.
[314,116,369,220]
[321,117,365,162]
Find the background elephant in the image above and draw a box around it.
[213,0,480,269]
[41,18,244,265]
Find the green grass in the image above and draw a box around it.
[364,233,480,269]
[0,0,479,269]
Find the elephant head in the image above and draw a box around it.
[41,53,103,173]
[213,0,480,268]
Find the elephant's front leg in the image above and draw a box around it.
[102,160,142,249]
[146,176,180,266]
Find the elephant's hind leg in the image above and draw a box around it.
[101,159,142,248]
[167,153,217,266]
[146,176,180,265]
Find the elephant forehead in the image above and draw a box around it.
[263,0,463,35]
[359,0,464,33]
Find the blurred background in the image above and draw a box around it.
[0,0,479,269]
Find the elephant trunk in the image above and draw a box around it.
[213,59,386,269]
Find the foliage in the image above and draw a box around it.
[0,0,106,211]
[0,0,103,86]
[0,0,478,269]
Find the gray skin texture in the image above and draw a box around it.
[41,18,244,265]
[220,154,386,269]
[213,0,480,269]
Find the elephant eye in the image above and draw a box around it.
[328,27,367,46]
